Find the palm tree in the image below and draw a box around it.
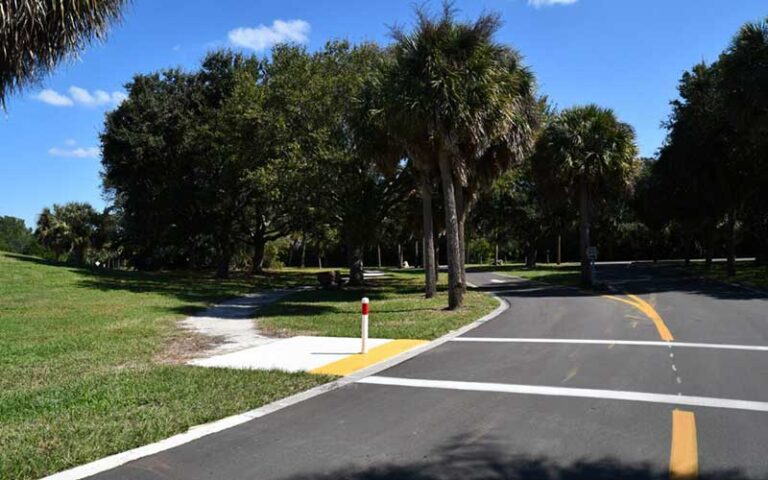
[0,0,127,106]
[384,5,537,309]
[532,105,638,286]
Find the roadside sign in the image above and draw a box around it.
[587,246,598,261]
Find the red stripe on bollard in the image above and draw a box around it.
[362,302,369,315]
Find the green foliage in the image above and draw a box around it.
[532,105,639,205]
[0,216,37,254]
[34,202,111,265]
[468,238,495,264]
[644,18,768,268]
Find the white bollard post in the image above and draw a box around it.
[361,297,369,354]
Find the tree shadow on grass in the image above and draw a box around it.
[279,437,755,480]
[3,252,317,308]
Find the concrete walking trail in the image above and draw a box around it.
[49,264,768,479]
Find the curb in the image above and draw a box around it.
[41,290,510,480]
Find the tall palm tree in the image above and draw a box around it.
[357,50,441,298]
[0,0,127,106]
[384,5,537,309]
[532,105,638,286]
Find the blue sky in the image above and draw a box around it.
[1,0,765,228]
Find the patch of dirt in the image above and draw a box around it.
[155,328,226,365]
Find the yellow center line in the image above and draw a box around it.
[310,339,428,376]
[603,293,674,341]
[670,409,699,480]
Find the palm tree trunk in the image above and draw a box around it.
[579,181,593,286]
[438,152,464,309]
[726,211,736,277]
[454,182,467,292]
[421,178,437,298]
[556,234,562,265]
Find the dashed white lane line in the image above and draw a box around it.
[451,337,768,352]
[359,376,768,413]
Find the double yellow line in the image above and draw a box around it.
[604,293,674,341]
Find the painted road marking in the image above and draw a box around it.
[450,337,768,352]
[604,293,674,341]
[670,410,698,480]
[311,340,427,376]
[359,376,768,413]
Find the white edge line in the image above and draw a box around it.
[450,337,768,352]
[359,376,768,413]
[42,291,509,480]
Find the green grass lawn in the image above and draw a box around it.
[0,253,333,480]
[472,262,582,287]
[259,269,499,339]
[686,262,768,290]
[0,253,496,479]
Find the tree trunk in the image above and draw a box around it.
[494,243,499,265]
[421,179,437,298]
[348,245,365,286]
[318,255,323,268]
[377,244,382,268]
[556,234,562,265]
[683,232,691,266]
[438,152,464,309]
[251,236,266,274]
[300,239,306,268]
[287,239,295,267]
[455,183,467,292]
[397,244,403,268]
[526,243,537,268]
[726,212,736,277]
[215,246,232,279]
[704,227,714,270]
[578,181,593,286]
[415,240,420,267]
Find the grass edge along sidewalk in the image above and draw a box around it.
[0,253,496,479]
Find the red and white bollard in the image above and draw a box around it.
[361,297,370,354]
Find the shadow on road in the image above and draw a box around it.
[469,263,767,301]
[280,438,754,480]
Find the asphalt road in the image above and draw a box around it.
[87,264,768,480]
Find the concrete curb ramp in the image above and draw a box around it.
[188,336,428,376]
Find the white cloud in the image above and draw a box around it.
[35,89,74,107]
[64,139,77,146]
[228,19,310,51]
[48,146,100,158]
[34,86,126,108]
[68,86,126,107]
[528,0,578,7]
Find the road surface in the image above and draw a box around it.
[86,263,768,480]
